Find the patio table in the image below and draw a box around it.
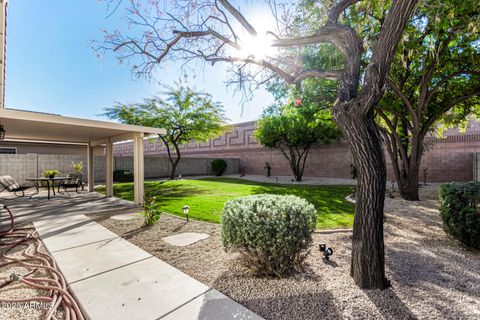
[26,177,68,200]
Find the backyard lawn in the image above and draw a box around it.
[96,177,355,229]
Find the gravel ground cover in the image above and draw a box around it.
[89,186,480,320]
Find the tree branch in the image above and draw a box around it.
[218,0,257,36]
[360,0,418,112]
[386,77,419,127]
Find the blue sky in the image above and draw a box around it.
[5,0,274,124]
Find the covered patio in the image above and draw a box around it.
[0,108,165,205]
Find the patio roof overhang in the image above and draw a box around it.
[0,108,166,206]
[0,108,165,144]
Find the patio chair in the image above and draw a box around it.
[58,173,84,195]
[0,175,32,197]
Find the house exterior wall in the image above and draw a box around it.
[0,141,87,155]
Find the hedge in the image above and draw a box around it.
[438,182,480,249]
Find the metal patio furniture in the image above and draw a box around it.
[0,175,32,197]
[57,173,84,196]
[27,176,68,200]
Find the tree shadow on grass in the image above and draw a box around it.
[108,182,210,203]
[250,185,354,214]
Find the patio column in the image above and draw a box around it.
[133,132,144,205]
[87,142,94,192]
[106,137,114,197]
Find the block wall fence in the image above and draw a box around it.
[2,121,478,184]
[0,154,239,184]
[114,120,480,183]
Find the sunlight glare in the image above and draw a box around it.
[229,11,278,60]
[236,32,277,59]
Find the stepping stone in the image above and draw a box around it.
[162,232,210,247]
[110,213,138,221]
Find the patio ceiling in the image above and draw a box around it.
[0,108,165,144]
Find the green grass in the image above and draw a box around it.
[96,178,355,229]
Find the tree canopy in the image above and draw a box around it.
[372,0,480,200]
[103,83,227,179]
[256,79,341,181]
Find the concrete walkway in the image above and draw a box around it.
[3,192,262,320]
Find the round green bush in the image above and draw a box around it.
[439,182,480,249]
[211,159,227,176]
[221,194,316,277]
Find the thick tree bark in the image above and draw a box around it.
[400,167,420,200]
[335,108,389,289]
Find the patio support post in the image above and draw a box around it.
[106,137,114,197]
[87,142,94,192]
[133,132,144,205]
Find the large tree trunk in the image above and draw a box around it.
[399,166,420,200]
[384,132,422,201]
[335,109,389,289]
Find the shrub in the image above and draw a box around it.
[222,194,316,277]
[141,196,161,226]
[42,170,60,178]
[71,161,84,173]
[439,182,480,249]
[113,170,134,182]
[211,159,227,176]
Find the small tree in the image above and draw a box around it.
[255,84,340,181]
[103,84,227,179]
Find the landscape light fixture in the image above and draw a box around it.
[0,123,5,140]
[182,205,190,222]
[319,243,334,260]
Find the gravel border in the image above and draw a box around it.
[89,186,480,320]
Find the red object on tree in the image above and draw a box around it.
[294,97,302,108]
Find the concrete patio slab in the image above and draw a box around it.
[161,289,263,320]
[34,212,92,229]
[70,257,209,320]
[34,218,118,252]
[50,237,151,283]
[1,191,141,226]
[162,232,210,247]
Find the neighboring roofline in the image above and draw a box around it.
[0,108,166,136]
[229,120,257,126]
